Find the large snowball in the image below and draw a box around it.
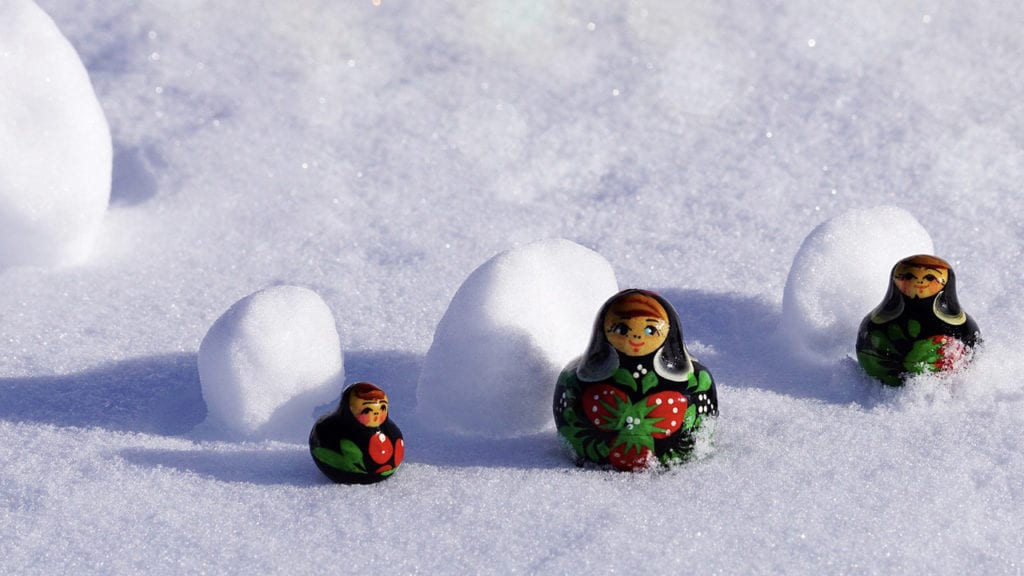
[417,239,618,438]
[0,0,111,267]
[198,286,344,441]
[779,206,934,364]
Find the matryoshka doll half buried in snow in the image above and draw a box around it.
[553,289,718,471]
[856,254,981,386]
[310,382,404,484]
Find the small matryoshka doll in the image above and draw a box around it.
[553,289,718,471]
[309,382,405,484]
[856,254,981,385]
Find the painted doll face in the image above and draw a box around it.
[603,293,669,357]
[349,394,389,428]
[893,263,948,299]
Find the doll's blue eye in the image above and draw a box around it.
[644,326,658,336]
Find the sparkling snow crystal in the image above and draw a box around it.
[417,239,618,438]
[198,285,344,440]
[0,0,111,266]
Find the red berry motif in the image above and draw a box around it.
[555,367,717,470]
[373,438,404,474]
[581,384,628,430]
[393,438,405,467]
[932,335,967,371]
[608,442,653,471]
[369,431,394,465]
[646,391,687,439]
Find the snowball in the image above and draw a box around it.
[416,239,618,438]
[779,206,934,364]
[0,0,111,266]
[198,286,344,440]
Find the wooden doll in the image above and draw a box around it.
[553,289,718,470]
[310,382,404,483]
[856,255,981,385]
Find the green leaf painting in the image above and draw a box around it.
[686,370,712,393]
[904,338,943,374]
[613,368,638,392]
[313,439,367,474]
[641,371,659,394]
[696,370,712,393]
[682,404,697,430]
[907,319,921,338]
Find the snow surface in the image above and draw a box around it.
[197,285,343,442]
[417,238,617,438]
[2,0,1024,574]
[0,0,111,267]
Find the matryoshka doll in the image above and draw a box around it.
[309,382,405,484]
[553,289,718,471]
[856,254,981,385]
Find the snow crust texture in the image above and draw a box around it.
[198,285,344,441]
[0,0,110,267]
[780,206,934,364]
[3,0,1024,574]
[417,239,618,437]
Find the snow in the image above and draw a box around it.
[417,238,617,437]
[0,0,111,267]
[197,285,343,441]
[3,0,1024,574]
[780,206,934,364]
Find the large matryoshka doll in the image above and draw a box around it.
[553,289,718,470]
[310,382,405,484]
[856,254,981,385]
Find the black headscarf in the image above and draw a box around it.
[576,289,694,383]
[870,254,967,326]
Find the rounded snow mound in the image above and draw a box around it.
[417,239,618,438]
[0,0,112,267]
[780,206,934,364]
[198,285,344,441]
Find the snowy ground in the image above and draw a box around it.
[3,0,1024,573]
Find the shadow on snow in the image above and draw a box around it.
[118,444,324,487]
[0,352,205,435]
[0,292,890,485]
[658,288,886,408]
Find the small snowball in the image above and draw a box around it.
[780,206,933,364]
[417,239,618,437]
[198,286,344,440]
[0,0,111,266]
